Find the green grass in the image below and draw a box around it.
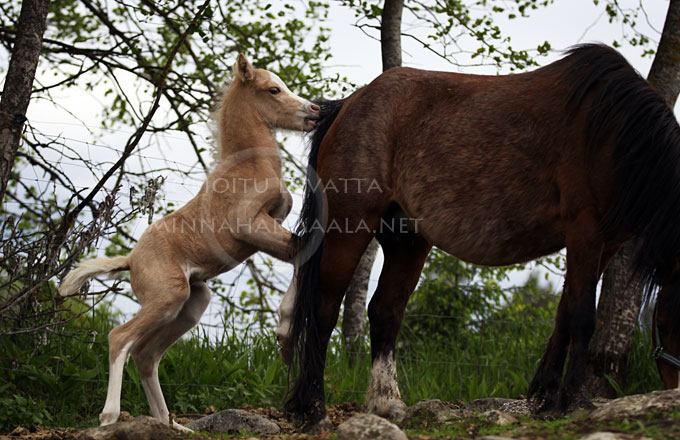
[0,299,664,432]
[402,408,680,440]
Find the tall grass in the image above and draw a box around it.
[0,298,663,431]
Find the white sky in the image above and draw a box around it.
[17,0,673,333]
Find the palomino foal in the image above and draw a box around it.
[59,54,320,429]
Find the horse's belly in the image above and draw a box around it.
[405,196,565,266]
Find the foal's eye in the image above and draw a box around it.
[269,87,281,95]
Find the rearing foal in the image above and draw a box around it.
[59,54,319,429]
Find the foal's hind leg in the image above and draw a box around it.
[131,282,211,430]
[99,270,190,426]
[366,232,431,422]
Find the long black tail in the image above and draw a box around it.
[563,44,680,291]
[284,98,347,415]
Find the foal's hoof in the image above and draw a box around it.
[99,411,119,426]
[302,415,332,434]
[172,421,194,433]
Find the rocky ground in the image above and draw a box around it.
[2,390,680,439]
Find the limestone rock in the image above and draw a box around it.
[589,389,680,421]
[337,414,408,440]
[482,410,518,426]
[76,416,178,440]
[186,409,280,435]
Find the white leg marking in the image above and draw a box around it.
[173,421,194,432]
[365,351,407,422]
[100,340,135,426]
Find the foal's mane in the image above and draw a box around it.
[208,82,233,167]
[561,44,680,290]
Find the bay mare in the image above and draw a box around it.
[279,44,680,430]
[59,54,319,430]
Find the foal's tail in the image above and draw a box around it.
[58,256,130,296]
[284,98,347,413]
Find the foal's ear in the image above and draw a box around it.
[233,53,254,82]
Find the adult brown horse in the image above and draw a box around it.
[652,283,680,389]
[281,44,680,431]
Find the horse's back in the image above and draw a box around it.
[317,61,611,265]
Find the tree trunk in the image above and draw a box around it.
[342,239,379,359]
[341,0,404,362]
[0,0,51,205]
[381,0,403,71]
[585,0,680,397]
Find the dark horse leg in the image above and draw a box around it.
[365,231,431,421]
[529,211,607,413]
[288,227,377,431]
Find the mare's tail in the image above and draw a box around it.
[58,256,130,296]
[563,44,680,292]
[283,98,347,414]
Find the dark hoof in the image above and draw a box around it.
[302,416,332,434]
[529,392,561,416]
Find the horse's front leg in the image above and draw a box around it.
[366,232,431,422]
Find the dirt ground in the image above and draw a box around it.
[3,400,680,440]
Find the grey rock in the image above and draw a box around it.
[75,416,177,440]
[186,409,280,435]
[337,414,408,440]
[468,398,518,411]
[589,389,680,421]
[579,432,653,440]
[482,410,518,426]
[467,397,532,416]
[403,399,466,425]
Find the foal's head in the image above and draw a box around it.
[229,54,320,132]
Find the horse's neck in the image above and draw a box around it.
[214,116,283,177]
[217,112,281,161]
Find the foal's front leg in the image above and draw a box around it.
[232,211,295,262]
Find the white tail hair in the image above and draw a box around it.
[59,256,130,296]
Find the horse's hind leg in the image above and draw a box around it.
[287,228,377,431]
[529,212,604,413]
[131,282,211,430]
[366,232,431,422]
[99,267,191,426]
